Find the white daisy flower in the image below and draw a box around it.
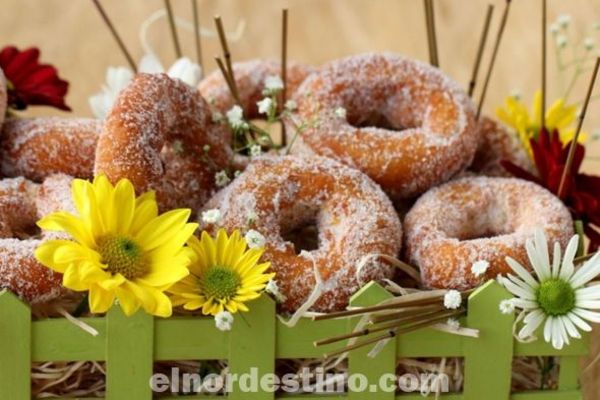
[499,299,516,315]
[284,99,297,111]
[89,66,134,119]
[444,290,462,310]
[472,260,490,277]
[334,106,347,119]
[201,209,221,224]
[257,97,274,116]
[245,229,266,249]
[215,311,234,331]
[215,170,231,187]
[249,144,262,158]
[500,229,600,350]
[266,280,287,303]
[263,75,284,94]
[226,105,248,131]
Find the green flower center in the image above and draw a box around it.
[536,279,576,317]
[98,235,148,280]
[200,266,241,300]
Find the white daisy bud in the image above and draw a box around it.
[264,75,284,94]
[499,299,516,315]
[245,229,266,249]
[334,107,347,119]
[215,170,231,187]
[257,97,274,116]
[202,209,221,224]
[471,260,490,277]
[266,280,287,303]
[444,290,462,309]
[215,311,234,331]
[285,99,297,111]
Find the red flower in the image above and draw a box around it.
[502,129,600,252]
[0,46,71,111]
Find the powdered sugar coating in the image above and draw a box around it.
[0,68,6,128]
[95,73,232,211]
[285,53,478,200]
[470,116,534,177]
[404,176,574,290]
[202,155,402,312]
[0,175,74,304]
[1,117,100,181]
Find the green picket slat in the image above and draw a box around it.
[106,306,154,400]
[32,318,106,361]
[463,281,515,400]
[0,291,31,400]
[558,356,581,390]
[154,317,228,360]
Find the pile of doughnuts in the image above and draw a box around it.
[0,52,574,312]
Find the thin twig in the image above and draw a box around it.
[91,0,137,71]
[164,0,182,58]
[541,0,547,129]
[468,4,494,97]
[191,0,203,75]
[557,57,600,198]
[423,0,439,67]
[476,0,512,120]
[214,56,240,104]
[214,15,239,101]
[280,8,289,147]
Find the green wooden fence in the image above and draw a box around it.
[0,280,589,399]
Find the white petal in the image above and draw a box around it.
[138,53,165,74]
[167,57,202,87]
[519,310,545,338]
[552,242,561,278]
[575,299,600,309]
[512,298,539,310]
[106,66,134,92]
[502,277,537,300]
[551,318,565,349]
[575,284,600,300]
[573,307,600,323]
[535,229,551,272]
[89,93,109,119]
[543,316,554,343]
[506,273,536,293]
[561,315,582,339]
[506,257,539,289]
[569,252,600,288]
[567,311,593,332]
[559,235,579,281]
[557,318,571,346]
[526,234,550,281]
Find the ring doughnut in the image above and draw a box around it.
[404,176,574,290]
[0,174,74,304]
[95,73,232,211]
[202,155,402,312]
[285,53,478,200]
[1,117,100,181]
[470,116,534,177]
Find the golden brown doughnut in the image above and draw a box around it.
[404,176,574,290]
[202,155,402,312]
[470,116,534,177]
[95,73,232,211]
[0,117,100,181]
[0,174,74,304]
[199,59,313,118]
[285,53,478,200]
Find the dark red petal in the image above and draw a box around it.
[3,48,41,84]
[501,160,541,184]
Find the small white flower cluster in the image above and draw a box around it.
[249,144,262,158]
[215,170,231,187]
[262,75,284,96]
[215,311,234,331]
[202,209,221,224]
[334,106,347,119]
[444,290,462,310]
[245,229,266,249]
[471,260,490,278]
[446,318,460,331]
[246,210,258,225]
[266,280,287,303]
[226,105,250,132]
[499,299,516,315]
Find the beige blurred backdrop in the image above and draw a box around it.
[1,0,600,397]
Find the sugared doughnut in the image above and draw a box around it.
[0,174,74,304]
[95,73,232,211]
[285,53,478,200]
[199,59,313,119]
[0,68,6,128]
[404,176,574,290]
[202,155,402,312]
[1,117,100,181]
[470,116,534,177]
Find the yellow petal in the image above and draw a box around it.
[215,229,229,266]
[111,179,136,234]
[130,191,159,235]
[147,223,198,264]
[35,240,69,272]
[37,212,95,247]
[89,284,116,313]
[135,209,192,251]
[139,259,189,287]
[115,286,141,316]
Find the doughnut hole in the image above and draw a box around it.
[279,203,321,254]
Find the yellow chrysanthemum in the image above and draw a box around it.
[35,175,197,317]
[169,229,274,316]
[496,90,587,156]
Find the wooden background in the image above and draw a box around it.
[1,0,599,397]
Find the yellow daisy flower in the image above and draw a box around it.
[496,90,586,156]
[35,175,198,317]
[169,229,275,316]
